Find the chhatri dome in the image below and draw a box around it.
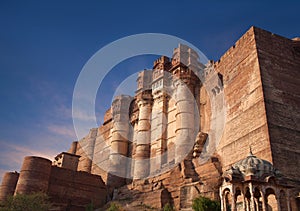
[223,148,282,182]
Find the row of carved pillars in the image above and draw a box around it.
[220,182,291,211]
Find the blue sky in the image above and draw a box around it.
[0,0,299,181]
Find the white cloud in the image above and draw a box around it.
[0,142,59,184]
[47,124,76,139]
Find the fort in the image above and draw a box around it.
[0,26,299,211]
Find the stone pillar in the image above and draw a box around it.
[255,198,260,211]
[261,188,267,211]
[247,183,255,211]
[244,196,248,211]
[174,79,196,163]
[286,190,291,211]
[220,188,224,211]
[276,193,281,211]
[130,121,138,178]
[109,95,132,178]
[80,128,97,173]
[231,188,236,211]
[134,92,152,179]
[150,91,168,174]
[241,192,246,211]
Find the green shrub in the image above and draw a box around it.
[192,196,221,211]
[107,202,122,211]
[163,203,174,211]
[0,192,52,211]
[85,202,94,211]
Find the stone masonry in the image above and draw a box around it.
[0,26,299,210]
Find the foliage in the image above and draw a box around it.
[163,203,174,211]
[192,196,221,211]
[85,202,94,211]
[140,203,155,209]
[0,192,52,211]
[107,202,123,211]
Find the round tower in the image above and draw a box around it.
[170,44,200,164]
[0,172,19,201]
[69,141,78,154]
[133,91,153,179]
[14,156,52,194]
[80,128,98,173]
[109,95,132,178]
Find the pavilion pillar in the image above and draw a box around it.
[249,183,256,211]
[220,188,224,211]
[261,189,267,211]
[286,190,291,211]
[276,192,281,211]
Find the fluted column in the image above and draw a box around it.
[109,95,132,178]
[150,91,168,174]
[81,128,97,173]
[134,93,152,179]
[174,79,196,163]
[130,121,138,177]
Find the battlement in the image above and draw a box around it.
[153,55,170,70]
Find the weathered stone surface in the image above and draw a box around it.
[48,166,107,210]
[1,26,299,211]
[0,172,19,201]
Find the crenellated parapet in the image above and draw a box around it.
[171,44,204,86]
[136,70,152,93]
[153,55,171,71]
[203,60,223,97]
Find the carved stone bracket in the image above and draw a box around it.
[193,132,208,157]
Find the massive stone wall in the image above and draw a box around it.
[70,28,300,208]
[214,26,300,184]
[253,27,300,181]
[215,27,273,169]
[0,156,107,210]
[48,166,107,209]
[1,26,299,210]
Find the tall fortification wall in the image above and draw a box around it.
[254,28,300,181]
[1,26,299,210]
[215,27,273,168]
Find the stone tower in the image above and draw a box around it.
[1,26,299,210]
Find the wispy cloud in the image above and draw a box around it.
[47,124,76,139]
[0,142,58,165]
[0,142,58,183]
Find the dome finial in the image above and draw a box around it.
[249,146,253,156]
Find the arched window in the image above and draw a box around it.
[266,188,277,211]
